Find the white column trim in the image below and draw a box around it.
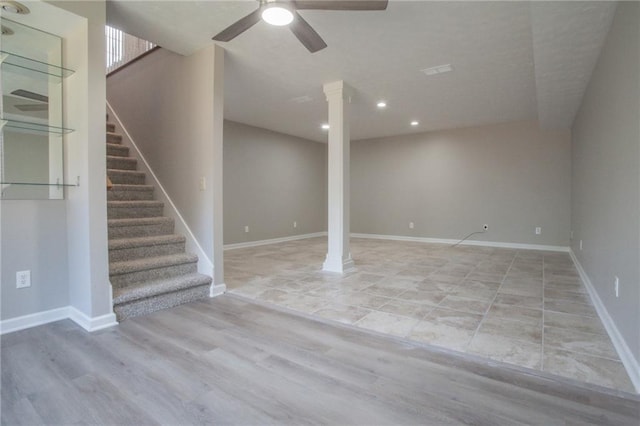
[322,80,355,274]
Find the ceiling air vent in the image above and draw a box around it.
[421,64,453,76]
[290,95,313,104]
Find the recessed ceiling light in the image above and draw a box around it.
[1,25,14,36]
[321,123,330,130]
[261,3,294,26]
[376,101,387,108]
[421,64,453,76]
[0,1,29,14]
[410,121,419,126]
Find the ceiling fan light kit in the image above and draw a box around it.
[212,0,388,53]
[261,3,294,26]
[0,1,29,14]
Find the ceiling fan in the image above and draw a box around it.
[212,0,388,53]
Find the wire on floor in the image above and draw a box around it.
[450,229,487,248]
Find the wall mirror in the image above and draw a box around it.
[1,17,73,200]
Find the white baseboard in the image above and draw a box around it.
[210,283,227,297]
[1,306,118,335]
[351,233,569,252]
[106,102,214,277]
[569,250,640,393]
[223,231,568,253]
[224,232,327,250]
[68,307,118,332]
[0,306,70,335]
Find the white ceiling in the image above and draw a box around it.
[106,0,617,142]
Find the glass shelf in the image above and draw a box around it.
[1,181,78,187]
[0,50,74,81]
[1,118,74,135]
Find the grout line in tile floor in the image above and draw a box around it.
[468,250,517,349]
[225,237,635,392]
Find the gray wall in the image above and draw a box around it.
[1,0,109,323]
[1,201,69,320]
[571,2,639,363]
[224,121,327,244]
[352,121,571,246]
[107,47,218,262]
[2,132,49,200]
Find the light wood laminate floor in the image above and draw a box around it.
[2,295,639,425]
[226,237,635,392]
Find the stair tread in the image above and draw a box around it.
[108,200,163,207]
[108,217,173,226]
[112,273,211,305]
[106,155,136,161]
[106,131,122,137]
[110,252,198,276]
[106,143,127,149]
[108,169,145,175]
[109,234,186,249]
[110,184,154,191]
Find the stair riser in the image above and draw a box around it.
[109,242,186,263]
[108,221,174,239]
[108,205,164,219]
[114,285,209,321]
[107,157,137,171]
[107,189,154,201]
[107,145,129,157]
[108,172,145,185]
[111,262,198,288]
[107,133,122,144]
[107,123,115,132]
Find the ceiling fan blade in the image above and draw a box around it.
[212,8,262,42]
[294,0,388,11]
[289,11,328,53]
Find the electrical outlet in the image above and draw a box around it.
[483,224,489,231]
[570,230,574,240]
[409,222,414,229]
[199,177,206,191]
[293,221,297,228]
[614,276,619,298]
[16,270,31,289]
[244,226,249,233]
[535,227,542,235]
[579,239,583,251]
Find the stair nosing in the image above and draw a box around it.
[108,200,163,207]
[108,217,174,227]
[106,155,137,161]
[108,169,145,176]
[110,253,198,276]
[109,234,186,249]
[112,273,212,305]
[109,184,154,191]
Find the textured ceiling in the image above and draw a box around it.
[107,1,617,142]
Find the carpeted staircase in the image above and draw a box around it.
[106,118,212,321]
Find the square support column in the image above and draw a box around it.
[322,81,355,274]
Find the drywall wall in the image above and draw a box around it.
[1,131,49,200]
[351,121,571,246]
[1,0,112,326]
[571,2,639,365]
[55,0,113,321]
[223,121,327,244]
[107,47,220,270]
[0,201,69,320]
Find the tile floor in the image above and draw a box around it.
[225,237,635,393]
